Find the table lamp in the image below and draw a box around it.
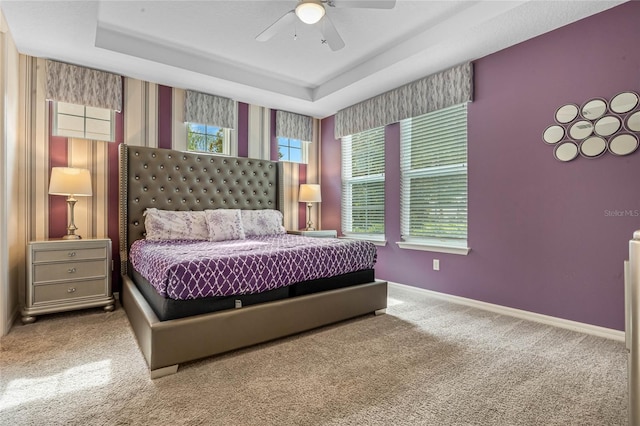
[298,183,321,231]
[49,167,93,239]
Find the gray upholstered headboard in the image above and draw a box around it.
[119,144,284,275]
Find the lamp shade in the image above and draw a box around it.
[295,1,325,24]
[299,184,322,203]
[49,167,93,196]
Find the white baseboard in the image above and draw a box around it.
[387,282,625,342]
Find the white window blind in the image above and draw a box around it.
[341,127,385,238]
[53,101,115,142]
[400,103,468,243]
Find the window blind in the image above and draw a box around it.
[400,103,467,241]
[46,60,122,112]
[335,62,472,138]
[184,90,235,129]
[341,127,385,237]
[276,110,313,142]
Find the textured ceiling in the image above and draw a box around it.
[0,0,627,118]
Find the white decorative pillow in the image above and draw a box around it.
[241,209,285,237]
[204,209,246,242]
[143,208,209,241]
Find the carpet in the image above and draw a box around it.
[0,285,627,425]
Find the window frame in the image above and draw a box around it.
[341,126,386,243]
[52,101,116,142]
[277,136,308,164]
[185,123,231,155]
[398,103,470,255]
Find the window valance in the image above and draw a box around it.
[276,110,313,141]
[334,62,473,138]
[46,60,123,112]
[184,90,235,129]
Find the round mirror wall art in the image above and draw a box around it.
[568,120,593,140]
[555,104,579,124]
[610,92,639,114]
[609,133,639,156]
[554,142,579,162]
[543,91,640,161]
[594,115,621,137]
[581,98,607,120]
[626,111,640,132]
[580,136,607,158]
[542,125,565,144]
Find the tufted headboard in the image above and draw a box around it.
[119,144,284,275]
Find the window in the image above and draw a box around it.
[52,101,115,142]
[341,127,385,240]
[186,123,230,155]
[399,103,468,253]
[278,137,308,163]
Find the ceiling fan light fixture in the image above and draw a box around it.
[295,1,325,25]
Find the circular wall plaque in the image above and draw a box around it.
[554,141,579,162]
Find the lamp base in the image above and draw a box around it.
[305,203,316,231]
[62,234,82,240]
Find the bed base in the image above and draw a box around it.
[122,274,388,378]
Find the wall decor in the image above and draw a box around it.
[581,98,607,120]
[543,125,565,144]
[626,111,640,132]
[594,115,621,137]
[611,91,639,113]
[555,104,579,123]
[580,136,607,158]
[542,91,640,161]
[609,133,639,156]
[554,141,579,162]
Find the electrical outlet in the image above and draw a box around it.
[433,259,440,271]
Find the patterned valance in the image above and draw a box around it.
[45,60,122,111]
[276,110,313,141]
[184,90,235,129]
[334,62,473,138]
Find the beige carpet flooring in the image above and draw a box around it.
[0,285,627,425]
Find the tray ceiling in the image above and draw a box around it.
[0,0,626,117]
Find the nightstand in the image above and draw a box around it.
[22,238,114,324]
[287,229,338,238]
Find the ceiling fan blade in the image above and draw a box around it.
[319,15,345,51]
[328,0,396,9]
[256,10,296,42]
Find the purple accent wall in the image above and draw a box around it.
[237,102,249,158]
[157,85,172,149]
[320,115,343,235]
[320,1,640,330]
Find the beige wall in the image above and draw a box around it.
[0,12,24,335]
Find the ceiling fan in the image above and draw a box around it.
[256,0,397,51]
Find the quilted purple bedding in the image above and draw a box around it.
[129,234,377,300]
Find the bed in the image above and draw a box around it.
[119,145,388,378]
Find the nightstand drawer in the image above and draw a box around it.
[33,247,107,263]
[33,279,106,303]
[33,260,107,282]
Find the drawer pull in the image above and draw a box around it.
[67,287,76,293]
[68,267,77,274]
[68,252,76,257]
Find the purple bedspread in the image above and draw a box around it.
[129,234,377,300]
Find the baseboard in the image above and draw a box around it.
[388,282,625,342]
